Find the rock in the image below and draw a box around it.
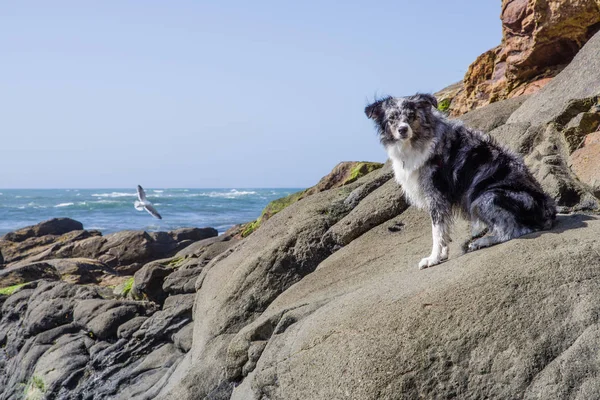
[56,229,217,274]
[570,131,600,196]
[133,262,174,304]
[0,281,108,399]
[508,30,600,127]
[73,299,157,340]
[163,294,195,311]
[169,227,218,243]
[223,212,600,400]
[0,229,102,267]
[172,323,193,353]
[433,81,464,113]
[44,258,116,285]
[163,236,240,295]
[450,0,600,115]
[563,111,600,152]
[323,179,408,247]
[153,165,399,399]
[240,161,384,237]
[305,161,384,191]
[1,222,218,274]
[0,262,60,288]
[457,94,531,132]
[1,218,83,243]
[117,316,149,339]
[30,333,93,396]
[23,282,106,337]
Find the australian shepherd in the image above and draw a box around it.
[365,94,556,269]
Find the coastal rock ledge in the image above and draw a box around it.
[3,17,600,400]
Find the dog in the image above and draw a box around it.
[365,93,556,269]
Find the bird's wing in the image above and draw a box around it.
[137,185,147,202]
[144,203,162,220]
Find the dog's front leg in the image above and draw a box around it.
[419,211,450,269]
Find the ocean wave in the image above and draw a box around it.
[153,190,164,193]
[187,189,258,199]
[92,192,136,198]
[54,202,74,208]
[26,202,47,209]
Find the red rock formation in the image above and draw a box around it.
[448,0,600,116]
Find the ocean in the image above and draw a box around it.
[0,188,301,236]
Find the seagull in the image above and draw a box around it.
[134,185,162,219]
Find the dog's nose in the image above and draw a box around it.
[398,125,408,136]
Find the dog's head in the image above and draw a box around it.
[365,94,438,146]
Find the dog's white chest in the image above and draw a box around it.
[387,144,429,209]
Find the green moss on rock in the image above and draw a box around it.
[113,277,136,298]
[342,162,384,185]
[438,98,451,112]
[24,375,45,400]
[166,257,185,268]
[241,190,307,237]
[0,283,26,296]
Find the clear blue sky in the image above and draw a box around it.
[1,1,501,189]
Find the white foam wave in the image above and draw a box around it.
[187,189,258,199]
[26,202,46,209]
[92,192,136,198]
[54,202,74,208]
[153,190,164,193]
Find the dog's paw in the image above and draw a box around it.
[418,255,442,269]
[467,235,498,252]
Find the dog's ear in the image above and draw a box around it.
[412,93,438,109]
[365,99,385,120]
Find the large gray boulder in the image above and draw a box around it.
[225,211,600,400]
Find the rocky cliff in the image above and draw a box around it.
[441,0,600,116]
[3,9,600,400]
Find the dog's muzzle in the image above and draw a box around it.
[397,125,409,139]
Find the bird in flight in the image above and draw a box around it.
[134,185,162,219]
